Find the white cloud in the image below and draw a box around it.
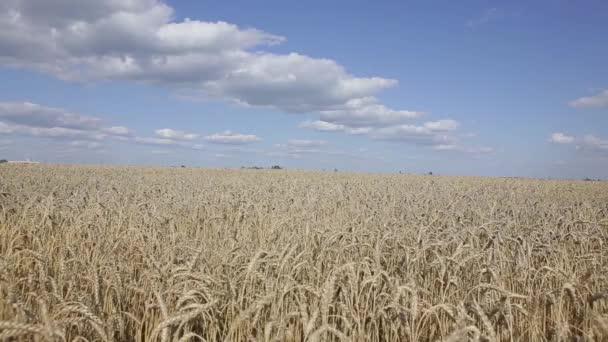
[0,101,102,130]
[423,119,460,131]
[104,126,132,136]
[0,101,217,156]
[318,97,423,127]
[299,120,372,135]
[203,130,261,145]
[0,0,415,127]
[0,101,131,141]
[300,118,485,152]
[301,116,461,142]
[348,127,373,135]
[0,101,213,153]
[287,139,327,148]
[155,128,199,140]
[0,121,106,139]
[569,89,608,108]
[549,132,575,144]
[370,120,461,142]
[201,53,397,114]
[373,124,435,139]
[299,120,346,132]
[156,20,284,52]
[581,135,608,151]
[549,133,608,153]
[70,140,102,149]
[0,2,482,157]
[0,1,282,65]
[433,144,494,154]
[134,137,174,145]
[133,136,205,150]
[0,101,275,153]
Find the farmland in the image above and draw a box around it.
[0,164,607,341]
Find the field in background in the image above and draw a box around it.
[0,164,607,341]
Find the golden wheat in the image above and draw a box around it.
[0,164,607,341]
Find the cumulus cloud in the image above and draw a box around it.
[317,97,423,127]
[423,119,460,131]
[0,1,282,67]
[372,124,437,140]
[138,129,263,149]
[70,140,103,149]
[103,126,132,136]
[569,89,608,109]
[0,100,271,153]
[203,131,261,145]
[0,1,481,156]
[133,137,174,145]
[155,128,199,140]
[299,120,345,132]
[201,53,397,114]
[549,132,575,144]
[286,139,327,148]
[370,120,461,144]
[0,121,105,139]
[549,133,608,153]
[581,135,608,151]
[0,100,212,151]
[299,120,372,135]
[133,136,204,150]
[0,101,102,130]
[0,0,414,127]
[300,117,469,154]
[0,101,130,141]
[300,118,487,152]
[433,144,494,154]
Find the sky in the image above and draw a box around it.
[0,0,607,179]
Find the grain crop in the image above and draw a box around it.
[0,164,607,341]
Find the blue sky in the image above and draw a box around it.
[0,0,607,178]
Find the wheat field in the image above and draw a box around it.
[0,164,607,341]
